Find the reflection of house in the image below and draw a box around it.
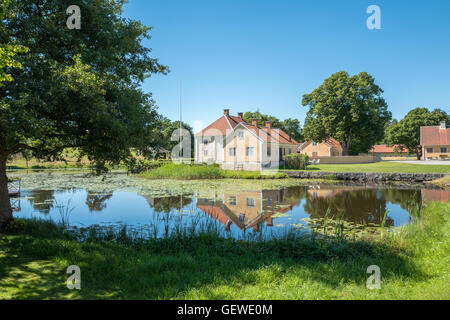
[307,188,343,199]
[369,144,411,160]
[420,121,450,160]
[297,138,343,158]
[196,190,301,232]
[421,189,449,203]
[195,109,299,171]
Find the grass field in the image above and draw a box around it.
[427,175,450,188]
[300,162,450,174]
[0,201,448,299]
[140,163,288,179]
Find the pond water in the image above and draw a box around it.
[8,171,450,239]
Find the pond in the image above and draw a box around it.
[7,171,450,239]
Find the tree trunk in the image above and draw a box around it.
[341,141,350,156]
[0,152,13,228]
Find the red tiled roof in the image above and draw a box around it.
[369,144,408,153]
[197,205,232,227]
[325,138,342,148]
[420,126,450,146]
[196,113,298,145]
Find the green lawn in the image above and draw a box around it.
[299,162,450,174]
[140,163,288,179]
[0,201,449,299]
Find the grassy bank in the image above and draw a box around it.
[0,201,449,299]
[140,163,288,179]
[298,162,450,174]
[427,175,450,188]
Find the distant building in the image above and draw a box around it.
[420,121,450,160]
[297,138,343,158]
[368,144,412,161]
[195,109,299,171]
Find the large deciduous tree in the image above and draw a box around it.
[385,108,449,160]
[0,0,168,227]
[301,71,391,155]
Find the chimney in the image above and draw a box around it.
[238,112,243,119]
[265,121,272,129]
[440,121,446,129]
[252,118,258,126]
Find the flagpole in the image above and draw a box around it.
[179,80,182,159]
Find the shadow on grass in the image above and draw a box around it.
[0,220,427,299]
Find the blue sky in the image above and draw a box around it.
[122,0,450,132]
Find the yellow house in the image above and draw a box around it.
[195,109,299,171]
[420,121,450,160]
[297,138,343,158]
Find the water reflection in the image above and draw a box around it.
[144,195,193,213]
[27,189,55,214]
[86,192,113,212]
[14,184,449,237]
[197,189,302,231]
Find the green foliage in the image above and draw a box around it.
[1,201,448,299]
[284,153,309,169]
[0,44,29,87]
[140,163,287,179]
[0,0,168,164]
[142,163,223,179]
[126,159,169,174]
[155,118,194,158]
[302,71,391,155]
[385,108,449,159]
[243,111,303,142]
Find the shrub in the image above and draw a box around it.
[284,153,309,169]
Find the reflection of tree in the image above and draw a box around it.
[86,192,113,212]
[146,195,193,213]
[381,189,422,218]
[303,189,395,227]
[26,190,55,214]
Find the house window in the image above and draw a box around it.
[204,150,208,156]
[237,131,244,140]
[267,196,272,206]
[202,139,208,145]
[238,214,246,223]
[288,148,292,154]
[229,147,236,157]
[441,147,448,153]
[228,196,236,206]
[312,141,317,146]
[246,147,254,156]
[427,148,433,153]
[247,198,255,208]
[267,147,271,157]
